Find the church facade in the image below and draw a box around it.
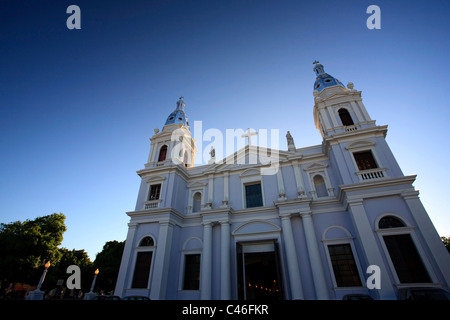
[114,63,450,300]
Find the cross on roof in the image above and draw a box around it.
[313,60,320,65]
[241,128,258,146]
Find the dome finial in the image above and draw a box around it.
[176,96,185,111]
[313,60,324,76]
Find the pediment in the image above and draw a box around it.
[146,175,166,183]
[187,181,208,188]
[345,139,375,150]
[232,220,281,235]
[203,145,292,174]
[303,162,328,172]
[240,168,261,177]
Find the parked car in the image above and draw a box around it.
[122,295,150,301]
[342,294,373,300]
[93,295,121,300]
[397,287,450,300]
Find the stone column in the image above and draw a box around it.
[276,166,287,200]
[150,221,174,300]
[206,174,214,209]
[300,211,329,299]
[280,214,304,300]
[200,222,213,299]
[292,160,306,198]
[347,198,395,299]
[221,172,229,207]
[220,221,231,299]
[114,222,137,297]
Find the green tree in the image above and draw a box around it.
[43,248,93,292]
[93,240,125,293]
[442,236,450,254]
[0,213,66,286]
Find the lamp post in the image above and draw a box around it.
[26,261,50,300]
[90,269,99,292]
[36,261,51,290]
[84,268,99,300]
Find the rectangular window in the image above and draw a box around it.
[245,183,263,208]
[183,254,201,290]
[383,234,431,283]
[353,151,378,171]
[149,184,161,200]
[328,244,362,287]
[131,251,153,288]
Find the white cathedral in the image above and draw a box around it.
[114,62,450,300]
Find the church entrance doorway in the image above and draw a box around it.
[237,241,283,300]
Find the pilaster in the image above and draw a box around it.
[299,211,329,299]
[220,221,231,299]
[150,221,174,300]
[347,198,396,299]
[200,222,213,299]
[279,213,304,299]
[114,222,137,297]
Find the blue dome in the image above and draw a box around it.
[164,98,190,127]
[313,63,345,92]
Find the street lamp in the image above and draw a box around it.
[26,261,50,300]
[90,269,99,292]
[84,268,100,300]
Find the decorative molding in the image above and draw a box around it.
[303,162,329,172]
[322,225,352,241]
[345,139,376,150]
[232,220,281,235]
[239,168,261,178]
[187,181,208,188]
[146,175,166,183]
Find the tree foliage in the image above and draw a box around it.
[43,248,93,292]
[93,240,125,293]
[0,213,66,284]
[442,236,450,254]
[0,213,126,296]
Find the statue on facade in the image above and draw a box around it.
[286,131,296,151]
[208,146,216,164]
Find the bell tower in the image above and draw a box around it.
[312,61,375,138]
[312,61,403,185]
[145,97,196,168]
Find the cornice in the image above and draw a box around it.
[126,207,185,226]
[323,125,388,146]
[137,163,190,181]
[337,175,418,205]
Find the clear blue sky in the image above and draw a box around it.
[1,0,449,259]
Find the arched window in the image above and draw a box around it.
[132,236,155,289]
[158,145,168,162]
[338,108,354,126]
[378,216,405,229]
[192,192,201,213]
[378,215,431,283]
[313,175,328,198]
[139,236,154,247]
